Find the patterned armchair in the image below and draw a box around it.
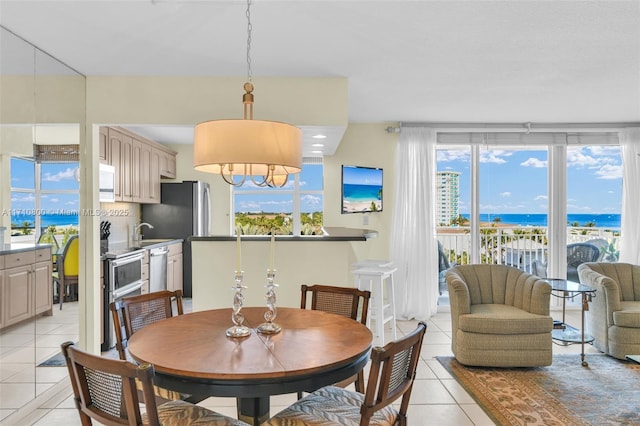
[446,264,553,367]
[577,262,640,360]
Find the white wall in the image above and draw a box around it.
[192,239,367,311]
[323,123,399,261]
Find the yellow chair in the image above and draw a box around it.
[52,235,79,310]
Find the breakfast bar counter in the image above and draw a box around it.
[190,228,378,311]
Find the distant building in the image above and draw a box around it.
[436,171,460,225]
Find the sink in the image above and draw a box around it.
[133,239,174,248]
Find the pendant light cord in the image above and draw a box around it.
[246,0,253,83]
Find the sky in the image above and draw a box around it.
[437,146,622,214]
[10,146,623,217]
[10,158,80,213]
[234,163,324,214]
[342,165,383,186]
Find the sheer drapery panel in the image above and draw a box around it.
[391,127,438,320]
[619,127,640,264]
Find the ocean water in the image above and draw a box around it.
[462,213,621,229]
[10,213,79,229]
[342,183,383,202]
[9,211,621,230]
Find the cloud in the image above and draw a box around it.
[479,152,506,164]
[521,157,547,168]
[500,192,511,197]
[567,149,603,168]
[301,194,321,205]
[567,204,593,212]
[49,198,60,203]
[11,194,35,202]
[587,146,621,157]
[261,200,291,206]
[42,167,76,182]
[595,164,622,180]
[479,203,526,211]
[437,150,469,162]
[534,195,548,201]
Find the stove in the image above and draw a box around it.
[103,247,145,259]
[101,247,145,351]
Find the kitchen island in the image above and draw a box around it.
[190,227,378,311]
[0,243,53,330]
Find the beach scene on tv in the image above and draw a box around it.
[342,166,383,213]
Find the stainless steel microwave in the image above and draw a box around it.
[99,163,116,202]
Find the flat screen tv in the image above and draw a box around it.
[341,165,383,214]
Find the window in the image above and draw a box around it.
[10,156,79,241]
[233,161,323,235]
[436,132,622,278]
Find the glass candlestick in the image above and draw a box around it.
[226,271,251,338]
[257,269,281,334]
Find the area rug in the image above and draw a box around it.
[437,354,640,425]
[37,351,66,367]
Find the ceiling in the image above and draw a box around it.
[2,0,639,155]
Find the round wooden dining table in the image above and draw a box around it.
[127,306,373,425]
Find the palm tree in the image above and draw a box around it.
[21,221,32,235]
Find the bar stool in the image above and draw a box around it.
[352,261,398,345]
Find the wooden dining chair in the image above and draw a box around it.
[300,284,371,395]
[110,289,184,360]
[265,321,427,426]
[38,228,60,271]
[301,284,371,325]
[109,290,186,402]
[52,235,79,309]
[61,341,249,426]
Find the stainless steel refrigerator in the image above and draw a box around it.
[141,181,210,297]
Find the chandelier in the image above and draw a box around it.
[193,0,302,187]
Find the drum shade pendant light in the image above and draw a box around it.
[193,0,302,187]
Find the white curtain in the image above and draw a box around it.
[390,127,438,320]
[619,128,640,264]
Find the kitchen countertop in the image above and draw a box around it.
[0,243,53,255]
[102,238,183,259]
[129,238,183,250]
[190,227,378,242]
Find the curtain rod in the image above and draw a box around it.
[386,122,640,134]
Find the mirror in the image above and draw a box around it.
[0,26,85,420]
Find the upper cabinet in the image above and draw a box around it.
[100,127,177,204]
[159,149,176,179]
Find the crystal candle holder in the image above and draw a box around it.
[257,269,281,334]
[226,271,251,338]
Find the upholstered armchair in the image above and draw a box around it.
[577,262,640,360]
[446,264,553,367]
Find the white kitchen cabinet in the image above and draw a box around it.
[100,126,176,204]
[1,247,53,329]
[166,242,183,293]
[141,249,150,294]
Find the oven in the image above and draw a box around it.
[101,249,145,351]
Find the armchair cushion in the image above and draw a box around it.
[460,304,553,335]
[612,303,640,328]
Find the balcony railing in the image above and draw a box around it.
[438,226,620,272]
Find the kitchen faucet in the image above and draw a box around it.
[134,222,154,241]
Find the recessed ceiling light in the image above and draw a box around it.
[312,134,327,139]
[311,150,323,154]
[311,143,324,147]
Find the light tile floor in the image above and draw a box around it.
[1,297,600,426]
